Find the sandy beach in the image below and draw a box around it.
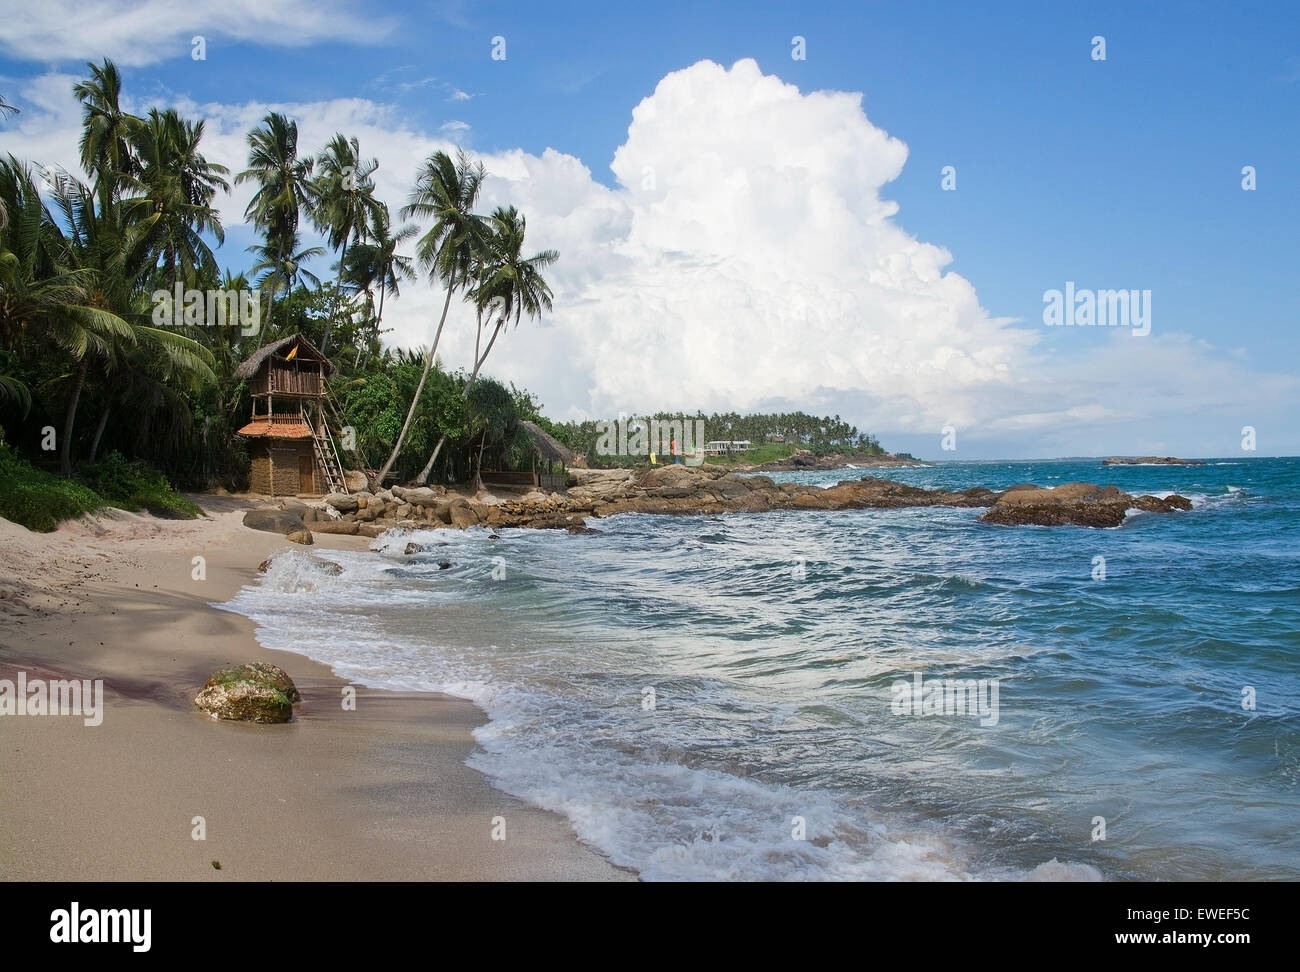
[0,497,630,881]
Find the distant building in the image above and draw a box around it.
[703,440,754,455]
[766,433,786,443]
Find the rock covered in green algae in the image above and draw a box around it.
[194,662,301,723]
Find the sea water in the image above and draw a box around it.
[222,457,1300,880]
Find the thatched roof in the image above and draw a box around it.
[233,333,334,380]
[520,421,573,466]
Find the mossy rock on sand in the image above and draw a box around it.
[195,662,301,723]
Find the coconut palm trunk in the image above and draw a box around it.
[414,313,504,483]
[88,404,111,463]
[373,270,456,485]
[60,359,89,475]
[473,429,487,493]
[319,226,350,356]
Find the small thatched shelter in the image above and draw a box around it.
[522,421,573,492]
[521,421,573,465]
[480,421,573,492]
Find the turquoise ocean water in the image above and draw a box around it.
[224,457,1299,880]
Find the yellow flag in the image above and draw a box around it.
[285,345,299,361]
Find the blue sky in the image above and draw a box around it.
[1,1,1297,458]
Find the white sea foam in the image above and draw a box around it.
[1023,859,1103,882]
[220,547,1103,882]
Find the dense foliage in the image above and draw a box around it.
[0,60,556,497]
[547,410,889,468]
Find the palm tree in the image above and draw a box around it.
[464,206,557,380]
[72,59,140,207]
[249,232,324,336]
[374,149,486,484]
[343,205,416,366]
[0,95,15,235]
[311,133,381,354]
[124,108,229,285]
[236,113,314,323]
[413,205,557,483]
[42,169,213,473]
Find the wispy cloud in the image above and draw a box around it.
[0,0,395,66]
[369,67,477,102]
[394,76,440,95]
[439,119,471,143]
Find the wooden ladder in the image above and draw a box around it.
[302,408,348,494]
[324,389,375,492]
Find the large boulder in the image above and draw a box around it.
[1132,494,1194,512]
[638,464,700,490]
[567,468,636,501]
[994,482,1127,507]
[982,500,1129,528]
[343,469,370,492]
[285,529,314,545]
[402,487,443,508]
[311,520,359,535]
[324,492,358,513]
[194,663,300,724]
[242,509,306,535]
[980,482,1191,527]
[449,504,479,528]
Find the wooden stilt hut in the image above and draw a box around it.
[234,334,347,497]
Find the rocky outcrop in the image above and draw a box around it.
[979,482,1192,527]
[1102,456,1205,466]
[292,467,1193,537]
[742,450,927,471]
[194,663,300,724]
[371,467,996,531]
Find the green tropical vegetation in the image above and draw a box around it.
[0,59,559,524]
[547,410,896,469]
